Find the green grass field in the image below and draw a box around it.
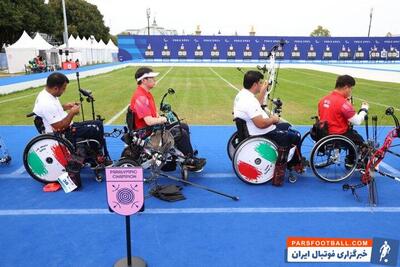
[0,66,399,126]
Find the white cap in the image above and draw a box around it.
[136,72,159,82]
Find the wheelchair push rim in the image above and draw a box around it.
[113,158,140,168]
[23,134,74,184]
[310,135,357,183]
[299,130,315,162]
[232,137,278,184]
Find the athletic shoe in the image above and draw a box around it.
[183,157,206,172]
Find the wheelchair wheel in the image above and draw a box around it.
[299,131,315,161]
[114,158,140,167]
[232,137,278,184]
[227,132,240,161]
[23,134,74,184]
[181,166,188,181]
[310,135,357,182]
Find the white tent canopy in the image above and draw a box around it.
[57,35,116,65]
[107,40,118,50]
[5,31,37,73]
[32,33,53,49]
[106,40,118,62]
[6,32,118,73]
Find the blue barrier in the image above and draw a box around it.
[118,35,400,61]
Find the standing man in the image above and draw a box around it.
[33,72,110,188]
[130,67,206,172]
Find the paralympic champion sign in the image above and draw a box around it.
[105,167,144,216]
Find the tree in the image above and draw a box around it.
[0,0,57,48]
[386,32,392,37]
[0,0,111,48]
[109,35,118,46]
[48,0,110,42]
[310,25,331,37]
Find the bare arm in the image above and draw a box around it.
[51,104,80,131]
[62,102,79,110]
[256,81,270,104]
[252,114,279,129]
[143,115,167,126]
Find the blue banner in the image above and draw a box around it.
[118,35,400,61]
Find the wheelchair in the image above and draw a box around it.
[115,88,192,181]
[300,116,358,183]
[113,88,239,201]
[228,118,299,185]
[23,113,121,184]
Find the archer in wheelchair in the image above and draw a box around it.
[23,72,119,189]
[120,67,206,174]
[302,74,370,183]
[229,70,305,186]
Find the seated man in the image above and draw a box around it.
[318,74,369,165]
[33,72,110,188]
[233,70,303,185]
[35,56,46,72]
[130,67,206,172]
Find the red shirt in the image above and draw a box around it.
[130,85,157,129]
[318,91,356,134]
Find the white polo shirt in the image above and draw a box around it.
[233,88,276,135]
[33,89,68,133]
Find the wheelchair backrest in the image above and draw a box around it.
[126,106,135,131]
[27,112,45,134]
[234,118,250,142]
[310,117,328,141]
[34,116,46,134]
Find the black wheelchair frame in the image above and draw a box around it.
[115,87,239,201]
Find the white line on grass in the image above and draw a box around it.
[279,76,400,112]
[287,67,400,91]
[0,93,37,104]
[208,67,239,92]
[105,66,174,125]
[209,67,289,123]
[1,206,400,216]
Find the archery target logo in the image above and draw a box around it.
[117,187,135,205]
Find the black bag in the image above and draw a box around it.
[150,184,186,202]
[310,119,328,141]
